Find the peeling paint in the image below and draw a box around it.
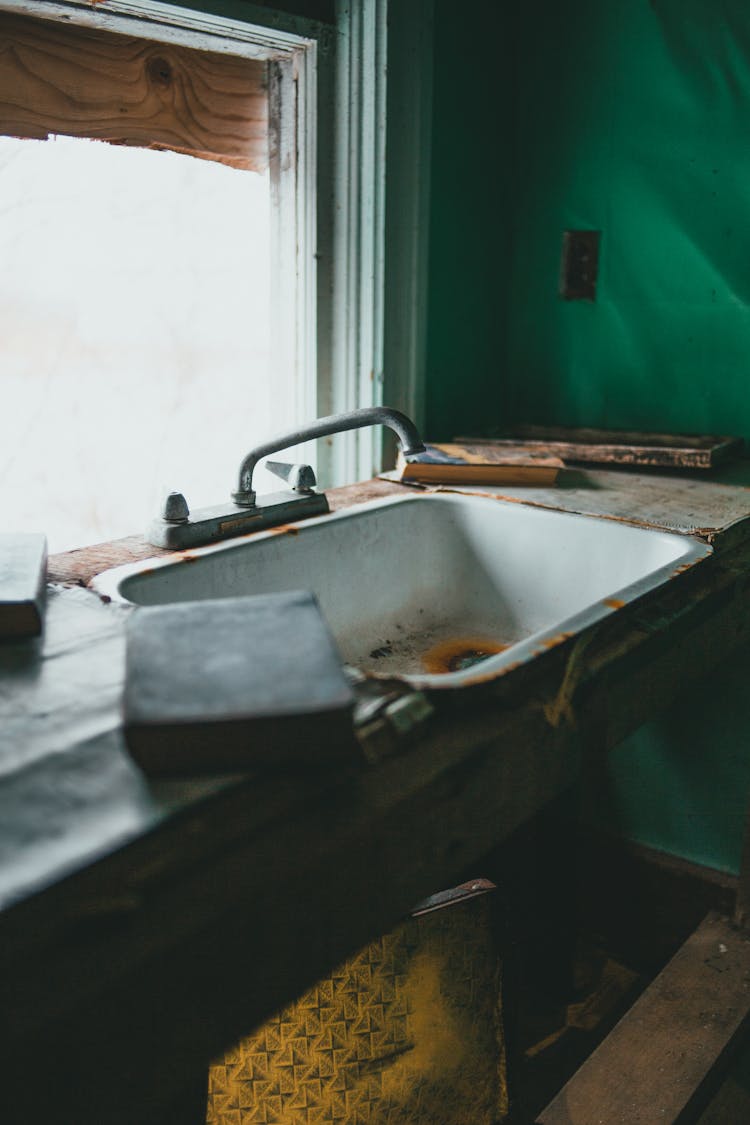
[670,563,694,577]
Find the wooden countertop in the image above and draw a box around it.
[5,467,750,1124]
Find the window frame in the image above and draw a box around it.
[0,0,432,488]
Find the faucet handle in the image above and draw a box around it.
[265,461,317,492]
[161,491,190,523]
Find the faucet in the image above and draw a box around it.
[148,406,426,549]
[232,406,425,505]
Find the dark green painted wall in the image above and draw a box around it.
[423,0,514,440]
[485,0,750,873]
[506,0,750,439]
[580,649,750,875]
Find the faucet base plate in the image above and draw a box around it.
[147,490,330,549]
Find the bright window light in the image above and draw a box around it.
[0,133,289,553]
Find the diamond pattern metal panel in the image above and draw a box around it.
[208,894,507,1124]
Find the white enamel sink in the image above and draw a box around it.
[93,493,712,687]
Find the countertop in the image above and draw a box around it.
[5,466,750,1124]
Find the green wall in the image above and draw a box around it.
[491,0,750,873]
[581,650,750,875]
[506,0,750,439]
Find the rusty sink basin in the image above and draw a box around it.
[93,493,712,687]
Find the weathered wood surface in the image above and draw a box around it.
[392,462,750,552]
[476,425,744,470]
[5,474,750,1122]
[0,12,268,170]
[536,912,750,1125]
[47,477,403,586]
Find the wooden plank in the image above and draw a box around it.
[0,12,268,171]
[537,912,750,1125]
[464,426,744,470]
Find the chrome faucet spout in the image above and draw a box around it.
[232,407,425,506]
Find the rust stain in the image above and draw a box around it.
[544,631,598,729]
[671,562,693,576]
[462,658,525,685]
[541,631,573,649]
[603,598,626,610]
[428,483,721,540]
[265,524,300,537]
[421,636,509,675]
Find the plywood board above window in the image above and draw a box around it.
[0,12,268,171]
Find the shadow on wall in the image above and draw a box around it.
[424,0,514,441]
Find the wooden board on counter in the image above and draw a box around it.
[464,425,744,470]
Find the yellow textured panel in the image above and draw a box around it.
[207,893,507,1124]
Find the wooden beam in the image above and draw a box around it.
[537,912,750,1125]
[0,12,268,171]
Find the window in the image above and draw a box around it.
[0,0,433,551]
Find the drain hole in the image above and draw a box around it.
[421,637,509,675]
[447,648,495,672]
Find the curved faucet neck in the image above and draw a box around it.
[232,406,425,507]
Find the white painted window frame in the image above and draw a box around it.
[0,0,433,487]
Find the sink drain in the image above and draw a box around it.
[421,637,509,675]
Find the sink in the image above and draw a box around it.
[93,493,712,687]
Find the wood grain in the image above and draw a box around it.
[0,12,268,170]
[537,912,750,1124]
[468,426,744,470]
